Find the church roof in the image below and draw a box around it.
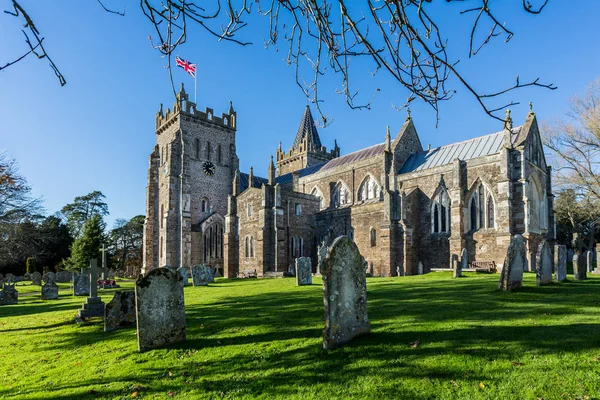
[239,172,268,192]
[292,106,322,150]
[320,143,385,172]
[398,127,522,174]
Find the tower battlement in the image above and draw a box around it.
[155,84,236,134]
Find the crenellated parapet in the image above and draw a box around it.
[155,83,237,134]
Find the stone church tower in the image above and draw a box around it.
[143,84,238,272]
[275,106,340,176]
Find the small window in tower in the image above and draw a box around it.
[295,203,302,216]
[247,204,253,217]
[206,142,211,161]
[195,138,200,159]
[217,145,222,164]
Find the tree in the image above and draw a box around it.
[64,214,105,271]
[25,257,36,274]
[553,189,600,249]
[544,78,600,249]
[0,152,42,224]
[109,215,145,275]
[2,1,555,124]
[61,190,109,238]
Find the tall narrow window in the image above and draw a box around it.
[470,197,478,231]
[217,145,222,164]
[295,203,302,216]
[195,138,200,159]
[160,204,164,229]
[431,187,450,233]
[441,203,447,232]
[370,228,376,247]
[206,142,211,161]
[247,204,253,217]
[487,195,495,228]
[433,204,439,233]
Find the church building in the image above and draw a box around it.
[143,85,555,277]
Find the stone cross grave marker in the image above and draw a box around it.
[191,265,210,286]
[498,234,527,291]
[322,236,370,350]
[77,259,105,319]
[136,267,186,352]
[177,267,190,286]
[41,272,59,300]
[0,280,18,305]
[573,251,587,281]
[105,291,136,332]
[30,271,42,286]
[295,257,312,286]
[452,254,462,278]
[536,240,553,286]
[554,244,567,282]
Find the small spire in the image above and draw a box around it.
[406,108,412,121]
[248,166,254,189]
[228,101,235,114]
[269,155,274,167]
[385,126,391,151]
[268,156,275,185]
[180,82,186,94]
[232,169,240,196]
[504,109,513,131]
[159,103,163,115]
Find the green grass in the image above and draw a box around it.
[1,273,600,399]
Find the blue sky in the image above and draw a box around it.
[1,1,599,229]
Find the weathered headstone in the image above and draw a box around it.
[498,234,527,291]
[41,272,59,300]
[452,254,462,278]
[316,241,327,276]
[55,271,72,283]
[322,236,370,350]
[105,291,136,332]
[369,262,374,277]
[191,264,210,286]
[595,245,600,274]
[136,267,186,352]
[206,267,215,283]
[30,271,42,286]
[4,273,16,283]
[295,257,312,286]
[461,248,468,271]
[587,250,594,273]
[77,259,105,318]
[73,271,90,296]
[527,251,536,273]
[107,269,116,279]
[417,261,423,275]
[177,266,190,286]
[554,244,567,282]
[573,252,587,280]
[0,281,18,305]
[536,240,553,286]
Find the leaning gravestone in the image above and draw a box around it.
[295,257,312,286]
[191,265,210,286]
[573,252,587,281]
[136,267,186,352]
[452,254,462,278]
[177,266,190,286]
[322,236,370,350]
[41,272,59,300]
[498,234,527,291]
[105,291,136,332]
[73,271,90,296]
[30,271,42,286]
[0,281,18,305]
[536,240,553,286]
[554,245,567,282]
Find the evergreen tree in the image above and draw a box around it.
[65,214,104,271]
[25,257,36,274]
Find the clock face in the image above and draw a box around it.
[203,161,216,176]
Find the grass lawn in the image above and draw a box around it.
[1,272,599,399]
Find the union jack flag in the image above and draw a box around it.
[175,56,196,78]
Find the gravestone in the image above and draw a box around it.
[396,265,404,277]
[369,262,374,277]
[452,254,462,278]
[322,236,370,350]
[595,245,600,274]
[554,245,567,282]
[587,251,594,273]
[316,241,327,276]
[191,264,210,286]
[206,267,215,283]
[536,240,553,286]
[30,271,42,286]
[4,273,16,283]
[287,264,296,277]
[41,272,59,300]
[417,261,423,275]
[295,257,312,286]
[73,271,90,296]
[105,291,136,332]
[177,266,190,286]
[461,248,468,271]
[78,259,105,318]
[0,281,18,305]
[527,251,536,273]
[498,234,527,291]
[55,271,72,283]
[213,265,223,277]
[135,267,186,352]
[107,269,116,279]
[573,252,587,280]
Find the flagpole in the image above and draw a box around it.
[194,71,197,104]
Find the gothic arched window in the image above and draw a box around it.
[311,187,325,210]
[468,182,495,232]
[358,175,381,201]
[332,182,351,208]
[528,177,547,232]
[431,187,450,233]
[201,197,209,213]
[487,195,495,228]
[370,228,376,247]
